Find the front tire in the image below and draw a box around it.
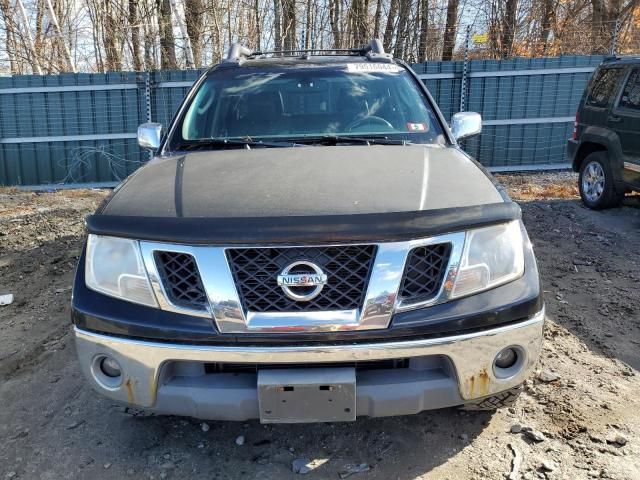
[578,152,623,210]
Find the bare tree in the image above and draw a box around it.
[157,0,177,68]
[539,0,556,54]
[129,0,143,70]
[394,0,410,58]
[442,0,459,60]
[274,0,282,50]
[184,0,204,66]
[142,0,157,70]
[348,0,369,47]
[281,0,296,50]
[329,0,342,47]
[383,0,398,51]
[500,0,517,58]
[372,0,382,38]
[0,0,19,73]
[103,1,124,71]
[417,0,429,62]
[2,0,640,74]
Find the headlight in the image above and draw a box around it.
[85,235,158,307]
[451,221,525,298]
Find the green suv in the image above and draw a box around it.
[568,57,640,209]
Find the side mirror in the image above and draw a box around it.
[137,123,163,150]
[451,112,482,141]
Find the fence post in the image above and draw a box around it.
[610,20,620,56]
[459,25,471,112]
[144,72,153,160]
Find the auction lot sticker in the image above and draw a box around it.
[346,63,402,73]
[407,122,428,132]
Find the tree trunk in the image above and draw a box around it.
[281,0,297,50]
[417,0,429,62]
[129,0,143,71]
[394,0,410,58]
[184,0,203,67]
[157,0,177,69]
[329,0,341,48]
[349,0,368,47]
[305,0,313,48]
[500,0,517,58]
[103,1,123,71]
[255,0,262,51]
[140,0,156,70]
[539,0,555,54]
[34,0,44,67]
[442,0,459,61]
[274,0,282,50]
[0,0,18,73]
[383,0,398,52]
[373,0,382,38]
[590,0,606,53]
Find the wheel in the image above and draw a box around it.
[460,385,523,411]
[578,152,624,210]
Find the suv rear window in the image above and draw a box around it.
[172,63,446,147]
[619,68,640,111]
[586,67,624,108]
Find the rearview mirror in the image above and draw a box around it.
[451,112,482,141]
[137,123,163,150]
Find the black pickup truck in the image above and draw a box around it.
[72,40,544,423]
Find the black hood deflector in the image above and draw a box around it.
[86,202,521,245]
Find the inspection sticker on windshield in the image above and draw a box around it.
[346,63,402,73]
[407,122,428,132]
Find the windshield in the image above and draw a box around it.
[169,62,446,149]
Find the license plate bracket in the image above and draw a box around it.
[257,368,356,423]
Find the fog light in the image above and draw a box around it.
[495,348,518,369]
[100,357,122,378]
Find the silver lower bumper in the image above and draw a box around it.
[74,308,544,420]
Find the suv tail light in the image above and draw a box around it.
[572,112,580,140]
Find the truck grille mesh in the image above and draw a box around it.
[398,243,451,303]
[154,251,208,310]
[226,245,377,312]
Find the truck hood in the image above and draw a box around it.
[100,145,503,218]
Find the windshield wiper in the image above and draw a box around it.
[288,135,411,146]
[173,137,300,151]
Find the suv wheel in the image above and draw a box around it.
[578,152,624,210]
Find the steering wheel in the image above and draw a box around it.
[347,115,394,132]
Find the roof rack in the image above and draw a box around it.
[222,39,393,64]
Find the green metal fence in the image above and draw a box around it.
[0,55,605,186]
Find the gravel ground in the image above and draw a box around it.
[0,172,639,480]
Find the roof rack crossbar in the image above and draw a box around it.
[220,39,393,64]
[251,48,360,57]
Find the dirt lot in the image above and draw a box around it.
[0,173,639,480]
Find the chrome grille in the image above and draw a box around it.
[398,243,451,303]
[226,245,377,312]
[154,251,208,310]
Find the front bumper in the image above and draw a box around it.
[74,308,545,421]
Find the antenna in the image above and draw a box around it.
[224,44,252,63]
[362,39,393,63]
